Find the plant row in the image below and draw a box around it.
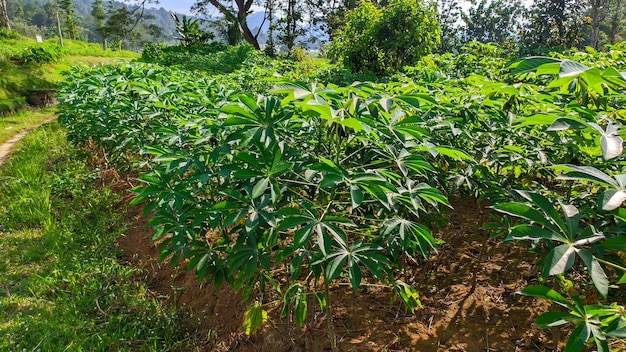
[58,50,626,350]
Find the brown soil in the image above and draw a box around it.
[112,182,571,352]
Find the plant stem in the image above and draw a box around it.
[596,257,626,272]
[324,276,338,352]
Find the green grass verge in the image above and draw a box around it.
[0,107,56,145]
[0,29,138,114]
[0,122,202,351]
[0,55,135,114]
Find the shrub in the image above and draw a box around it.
[17,44,64,65]
[329,0,440,76]
[139,42,266,74]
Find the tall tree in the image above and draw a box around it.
[329,0,440,75]
[278,0,304,51]
[91,0,108,49]
[192,0,262,49]
[307,0,358,40]
[606,0,625,44]
[587,0,610,49]
[265,0,277,57]
[0,0,9,30]
[60,0,78,40]
[523,0,588,52]
[55,0,64,46]
[462,0,523,45]
[438,0,462,52]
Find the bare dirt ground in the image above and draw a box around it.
[110,178,569,352]
[0,115,57,168]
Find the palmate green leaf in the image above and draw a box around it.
[600,190,626,211]
[516,191,569,235]
[221,103,257,120]
[535,311,573,328]
[601,67,626,88]
[302,100,334,120]
[413,183,451,208]
[243,301,267,336]
[293,225,315,249]
[591,324,610,352]
[554,164,619,188]
[505,225,561,242]
[233,169,262,178]
[606,317,626,337]
[560,60,590,77]
[432,146,474,161]
[348,259,362,293]
[577,248,609,298]
[350,184,365,209]
[543,244,576,277]
[394,94,438,108]
[566,323,590,352]
[394,280,422,314]
[517,285,574,309]
[507,56,561,75]
[402,155,435,175]
[515,113,560,128]
[381,218,437,257]
[602,236,626,251]
[494,202,561,234]
[548,117,589,131]
[251,177,270,199]
[239,94,260,113]
[325,255,347,282]
[236,152,263,170]
[277,214,312,231]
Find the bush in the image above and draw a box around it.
[328,0,440,76]
[17,44,64,65]
[139,42,266,74]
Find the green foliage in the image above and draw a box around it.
[172,14,214,46]
[0,122,202,350]
[329,0,440,76]
[17,43,64,64]
[519,285,626,352]
[462,0,523,45]
[58,61,463,335]
[522,0,590,53]
[139,43,265,74]
[56,37,626,350]
[409,41,513,80]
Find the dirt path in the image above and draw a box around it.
[0,115,57,169]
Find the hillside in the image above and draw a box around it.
[7,0,180,46]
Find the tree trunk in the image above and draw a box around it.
[609,0,623,44]
[205,0,260,49]
[0,0,10,31]
[55,1,64,47]
[236,0,260,49]
[590,0,602,49]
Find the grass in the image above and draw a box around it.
[0,55,135,114]
[0,29,138,114]
[0,107,56,145]
[0,122,203,351]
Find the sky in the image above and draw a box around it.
[145,0,264,16]
[146,0,534,17]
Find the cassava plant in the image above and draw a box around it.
[58,63,463,349]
